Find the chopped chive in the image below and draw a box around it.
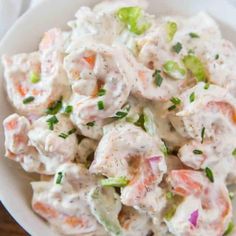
[232,148,236,157]
[172,42,182,54]
[168,105,177,111]
[193,149,203,155]
[215,54,219,60]
[101,177,129,187]
[153,69,163,87]
[59,128,76,139]
[23,96,35,104]
[134,114,145,130]
[204,83,210,90]
[46,98,62,115]
[46,115,59,130]
[98,88,106,96]
[170,97,181,105]
[166,191,174,200]
[97,101,104,110]
[201,127,205,144]
[189,92,195,103]
[64,105,73,114]
[114,111,128,119]
[114,105,130,119]
[205,167,214,183]
[56,172,63,184]
[59,133,68,139]
[68,128,77,135]
[223,221,234,236]
[29,71,40,83]
[189,32,200,38]
[86,121,95,127]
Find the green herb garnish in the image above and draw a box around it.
[193,149,203,155]
[68,128,76,135]
[101,177,129,187]
[59,133,68,139]
[189,92,195,103]
[47,115,59,130]
[58,128,76,139]
[56,172,63,184]
[46,98,62,115]
[23,96,35,104]
[97,101,104,110]
[98,88,106,96]
[172,42,182,54]
[170,97,181,105]
[201,127,205,144]
[87,121,95,127]
[215,54,219,60]
[189,32,200,38]
[153,69,163,87]
[205,167,214,183]
[64,105,73,114]
[168,105,177,111]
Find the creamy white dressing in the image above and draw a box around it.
[2,0,236,235]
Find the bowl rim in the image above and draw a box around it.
[1,0,236,235]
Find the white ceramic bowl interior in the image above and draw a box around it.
[0,0,236,235]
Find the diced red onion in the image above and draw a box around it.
[148,156,162,172]
[188,209,199,227]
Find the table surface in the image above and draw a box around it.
[0,202,28,236]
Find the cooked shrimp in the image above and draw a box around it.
[64,44,132,123]
[28,114,78,174]
[118,206,161,236]
[3,113,77,174]
[166,170,232,236]
[121,46,183,102]
[169,82,236,140]
[2,28,69,116]
[178,135,236,183]
[3,113,41,172]
[32,163,107,236]
[90,122,167,215]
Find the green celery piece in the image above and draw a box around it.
[183,55,207,82]
[117,7,150,35]
[88,187,123,236]
[166,21,177,42]
[163,61,186,80]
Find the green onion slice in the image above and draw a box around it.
[163,61,186,80]
[117,7,151,35]
[183,55,207,82]
[101,177,129,187]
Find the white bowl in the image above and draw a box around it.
[0,0,236,235]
